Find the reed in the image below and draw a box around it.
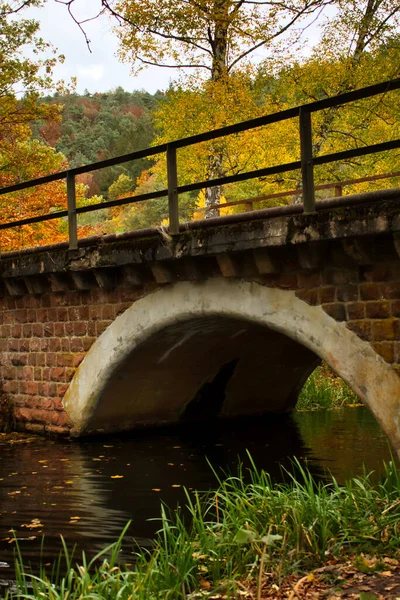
[7,457,400,599]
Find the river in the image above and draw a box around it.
[0,407,393,579]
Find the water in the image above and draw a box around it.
[0,407,393,577]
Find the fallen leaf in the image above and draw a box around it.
[21,519,43,529]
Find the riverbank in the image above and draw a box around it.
[296,364,360,411]
[6,458,400,599]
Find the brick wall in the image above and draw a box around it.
[0,286,151,434]
[293,261,400,378]
[2,254,400,435]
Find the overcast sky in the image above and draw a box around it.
[23,1,323,96]
[25,0,177,95]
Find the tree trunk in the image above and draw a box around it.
[204,3,229,219]
[205,151,223,217]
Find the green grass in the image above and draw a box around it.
[7,458,400,599]
[296,364,359,411]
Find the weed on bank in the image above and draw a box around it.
[7,459,400,599]
[296,364,359,411]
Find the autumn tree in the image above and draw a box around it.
[268,0,400,190]
[150,71,295,216]
[57,0,329,216]
[0,0,63,140]
[151,0,400,216]
[0,0,73,250]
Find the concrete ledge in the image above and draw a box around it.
[1,199,400,295]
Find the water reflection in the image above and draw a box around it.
[293,408,393,481]
[0,407,393,575]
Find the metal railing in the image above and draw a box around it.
[0,78,400,250]
[198,170,400,215]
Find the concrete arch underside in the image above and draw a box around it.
[63,279,400,454]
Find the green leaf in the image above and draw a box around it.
[260,533,283,546]
[233,528,257,545]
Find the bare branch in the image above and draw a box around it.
[137,56,211,70]
[147,28,212,54]
[329,129,368,146]
[227,0,326,71]
[54,0,94,52]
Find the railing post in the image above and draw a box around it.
[299,108,316,213]
[167,144,179,235]
[67,171,78,250]
[334,183,343,197]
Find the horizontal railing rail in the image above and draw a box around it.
[0,78,399,250]
[197,171,400,214]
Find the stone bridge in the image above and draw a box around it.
[2,193,400,453]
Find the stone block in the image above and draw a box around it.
[94,269,117,290]
[216,253,238,278]
[346,302,365,320]
[296,245,322,269]
[372,319,395,341]
[322,303,346,322]
[319,286,336,303]
[337,285,359,302]
[253,248,279,274]
[71,271,97,290]
[150,262,175,283]
[297,272,322,289]
[341,239,375,264]
[4,278,27,297]
[366,301,391,319]
[346,320,372,341]
[121,265,142,286]
[48,273,73,292]
[382,282,400,300]
[23,276,49,295]
[360,282,383,301]
[295,289,319,306]
[373,342,394,364]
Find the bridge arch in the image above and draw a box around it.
[63,279,400,453]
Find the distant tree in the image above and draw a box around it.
[34,89,162,196]
[108,173,134,200]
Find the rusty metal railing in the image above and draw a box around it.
[0,78,399,250]
[196,171,400,215]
